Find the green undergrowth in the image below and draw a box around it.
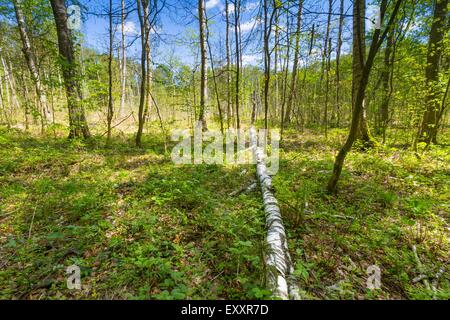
[0,126,448,300]
[0,127,268,299]
[276,128,449,300]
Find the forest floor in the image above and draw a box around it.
[0,125,448,300]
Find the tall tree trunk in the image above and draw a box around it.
[280,13,291,138]
[352,0,376,148]
[0,70,10,128]
[263,0,276,129]
[379,28,395,142]
[106,0,114,144]
[144,10,152,127]
[324,36,332,139]
[323,0,332,139]
[120,0,127,117]
[205,10,224,134]
[1,56,21,120]
[13,0,50,129]
[284,0,303,128]
[225,0,232,128]
[335,0,344,127]
[418,0,449,144]
[50,0,90,139]
[136,0,149,146]
[198,0,208,129]
[234,0,241,130]
[327,0,402,193]
[273,10,280,119]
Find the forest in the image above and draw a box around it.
[0,0,448,300]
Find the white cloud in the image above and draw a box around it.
[242,54,259,66]
[123,21,138,35]
[366,4,381,31]
[206,0,221,10]
[226,3,234,14]
[240,18,261,33]
[244,1,259,12]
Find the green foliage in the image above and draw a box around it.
[0,128,266,299]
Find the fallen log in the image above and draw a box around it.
[249,127,300,300]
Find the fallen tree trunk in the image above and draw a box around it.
[249,127,300,300]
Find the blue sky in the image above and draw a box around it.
[79,0,369,68]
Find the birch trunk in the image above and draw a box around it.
[1,56,20,116]
[284,0,303,127]
[335,0,344,127]
[198,0,208,129]
[225,0,232,128]
[250,127,300,300]
[0,71,10,127]
[13,0,50,127]
[120,0,127,117]
[106,0,114,144]
[50,0,91,139]
[234,0,241,130]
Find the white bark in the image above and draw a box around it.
[120,0,127,117]
[250,127,300,300]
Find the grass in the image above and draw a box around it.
[0,127,267,299]
[0,125,448,300]
[277,128,449,299]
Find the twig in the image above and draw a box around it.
[229,181,257,196]
[431,266,446,299]
[412,245,431,290]
[99,113,133,137]
[28,206,37,240]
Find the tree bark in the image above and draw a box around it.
[106,0,114,144]
[334,0,344,128]
[205,10,224,134]
[198,0,208,129]
[249,127,300,300]
[263,0,276,129]
[352,0,376,148]
[418,0,449,144]
[284,0,303,128]
[50,0,90,139]
[225,0,232,128]
[136,0,150,146]
[120,0,127,117]
[323,0,332,139]
[327,0,402,193]
[379,28,395,142]
[234,0,241,130]
[13,0,50,129]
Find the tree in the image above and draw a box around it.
[327,0,403,193]
[13,0,50,132]
[352,0,376,148]
[120,0,127,117]
[198,0,208,129]
[418,0,449,144]
[136,0,151,147]
[263,0,277,129]
[106,0,114,144]
[205,8,224,134]
[379,27,395,143]
[323,0,332,139]
[50,0,90,139]
[283,0,303,128]
[334,0,345,128]
[225,0,232,128]
[234,0,241,130]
